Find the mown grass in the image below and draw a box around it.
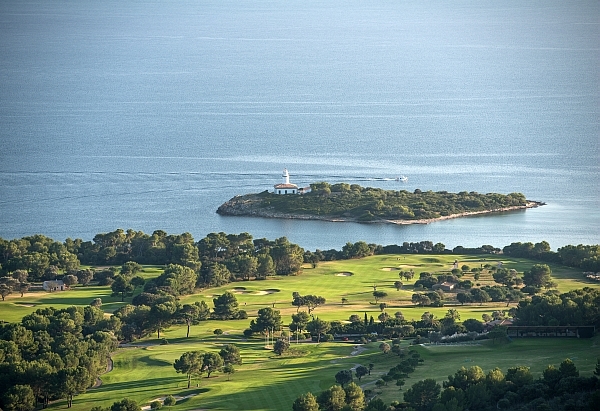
[1,254,598,410]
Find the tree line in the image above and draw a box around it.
[1,232,597,288]
[291,357,600,411]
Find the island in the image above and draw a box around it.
[217,182,544,225]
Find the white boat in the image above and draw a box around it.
[396,176,408,182]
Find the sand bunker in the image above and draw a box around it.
[14,303,36,307]
[381,267,399,271]
[336,272,353,276]
[231,287,250,294]
[253,289,280,295]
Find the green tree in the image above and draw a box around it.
[2,384,36,411]
[355,365,369,381]
[202,352,224,377]
[163,396,176,406]
[403,379,441,411]
[57,366,91,408]
[150,301,178,339]
[212,291,240,320]
[379,342,390,354]
[506,366,533,387]
[111,275,134,302]
[75,268,94,286]
[223,364,236,381]
[219,344,242,365]
[173,351,204,388]
[120,261,142,276]
[110,398,141,411]
[558,358,579,378]
[290,311,310,334]
[179,301,210,338]
[307,318,330,343]
[373,291,387,303]
[317,385,346,411]
[0,283,12,300]
[292,392,319,411]
[344,382,366,411]
[155,264,198,295]
[62,274,78,289]
[335,369,354,388]
[523,264,552,288]
[256,253,275,279]
[273,338,290,355]
[469,288,491,305]
[249,307,282,333]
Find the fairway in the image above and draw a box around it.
[1,254,599,410]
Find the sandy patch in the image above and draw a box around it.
[336,272,353,277]
[381,267,399,271]
[351,345,367,356]
[141,393,198,410]
[253,289,280,295]
[14,303,36,307]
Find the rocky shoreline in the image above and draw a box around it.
[217,194,544,225]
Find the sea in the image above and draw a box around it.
[0,0,598,252]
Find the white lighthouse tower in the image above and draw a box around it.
[273,168,298,194]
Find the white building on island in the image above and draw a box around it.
[274,168,298,194]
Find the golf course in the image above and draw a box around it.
[1,252,599,410]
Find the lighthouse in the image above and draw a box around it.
[273,168,298,194]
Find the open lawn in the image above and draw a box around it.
[2,254,599,410]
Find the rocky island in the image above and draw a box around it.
[217,182,544,225]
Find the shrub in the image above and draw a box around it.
[214,329,223,335]
[150,400,162,409]
[163,395,176,406]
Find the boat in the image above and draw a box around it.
[396,176,408,182]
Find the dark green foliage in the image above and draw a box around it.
[163,395,176,406]
[523,264,552,288]
[212,292,242,320]
[403,379,441,411]
[422,359,598,411]
[0,306,117,409]
[273,338,290,355]
[514,287,600,327]
[110,399,141,411]
[292,392,319,411]
[335,369,353,388]
[243,186,529,221]
[219,344,242,365]
[249,307,282,333]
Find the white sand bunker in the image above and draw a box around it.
[381,267,400,271]
[336,272,353,276]
[254,289,280,295]
[231,287,250,294]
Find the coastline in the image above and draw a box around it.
[217,196,544,225]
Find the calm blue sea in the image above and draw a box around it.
[1,0,598,251]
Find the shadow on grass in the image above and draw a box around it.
[95,376,181,393]
[138,355,173,367]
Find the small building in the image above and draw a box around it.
[274,169,298,195]
[43,280,65,292]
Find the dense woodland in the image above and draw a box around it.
[243,183,531,221]
[292,358,600,411]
